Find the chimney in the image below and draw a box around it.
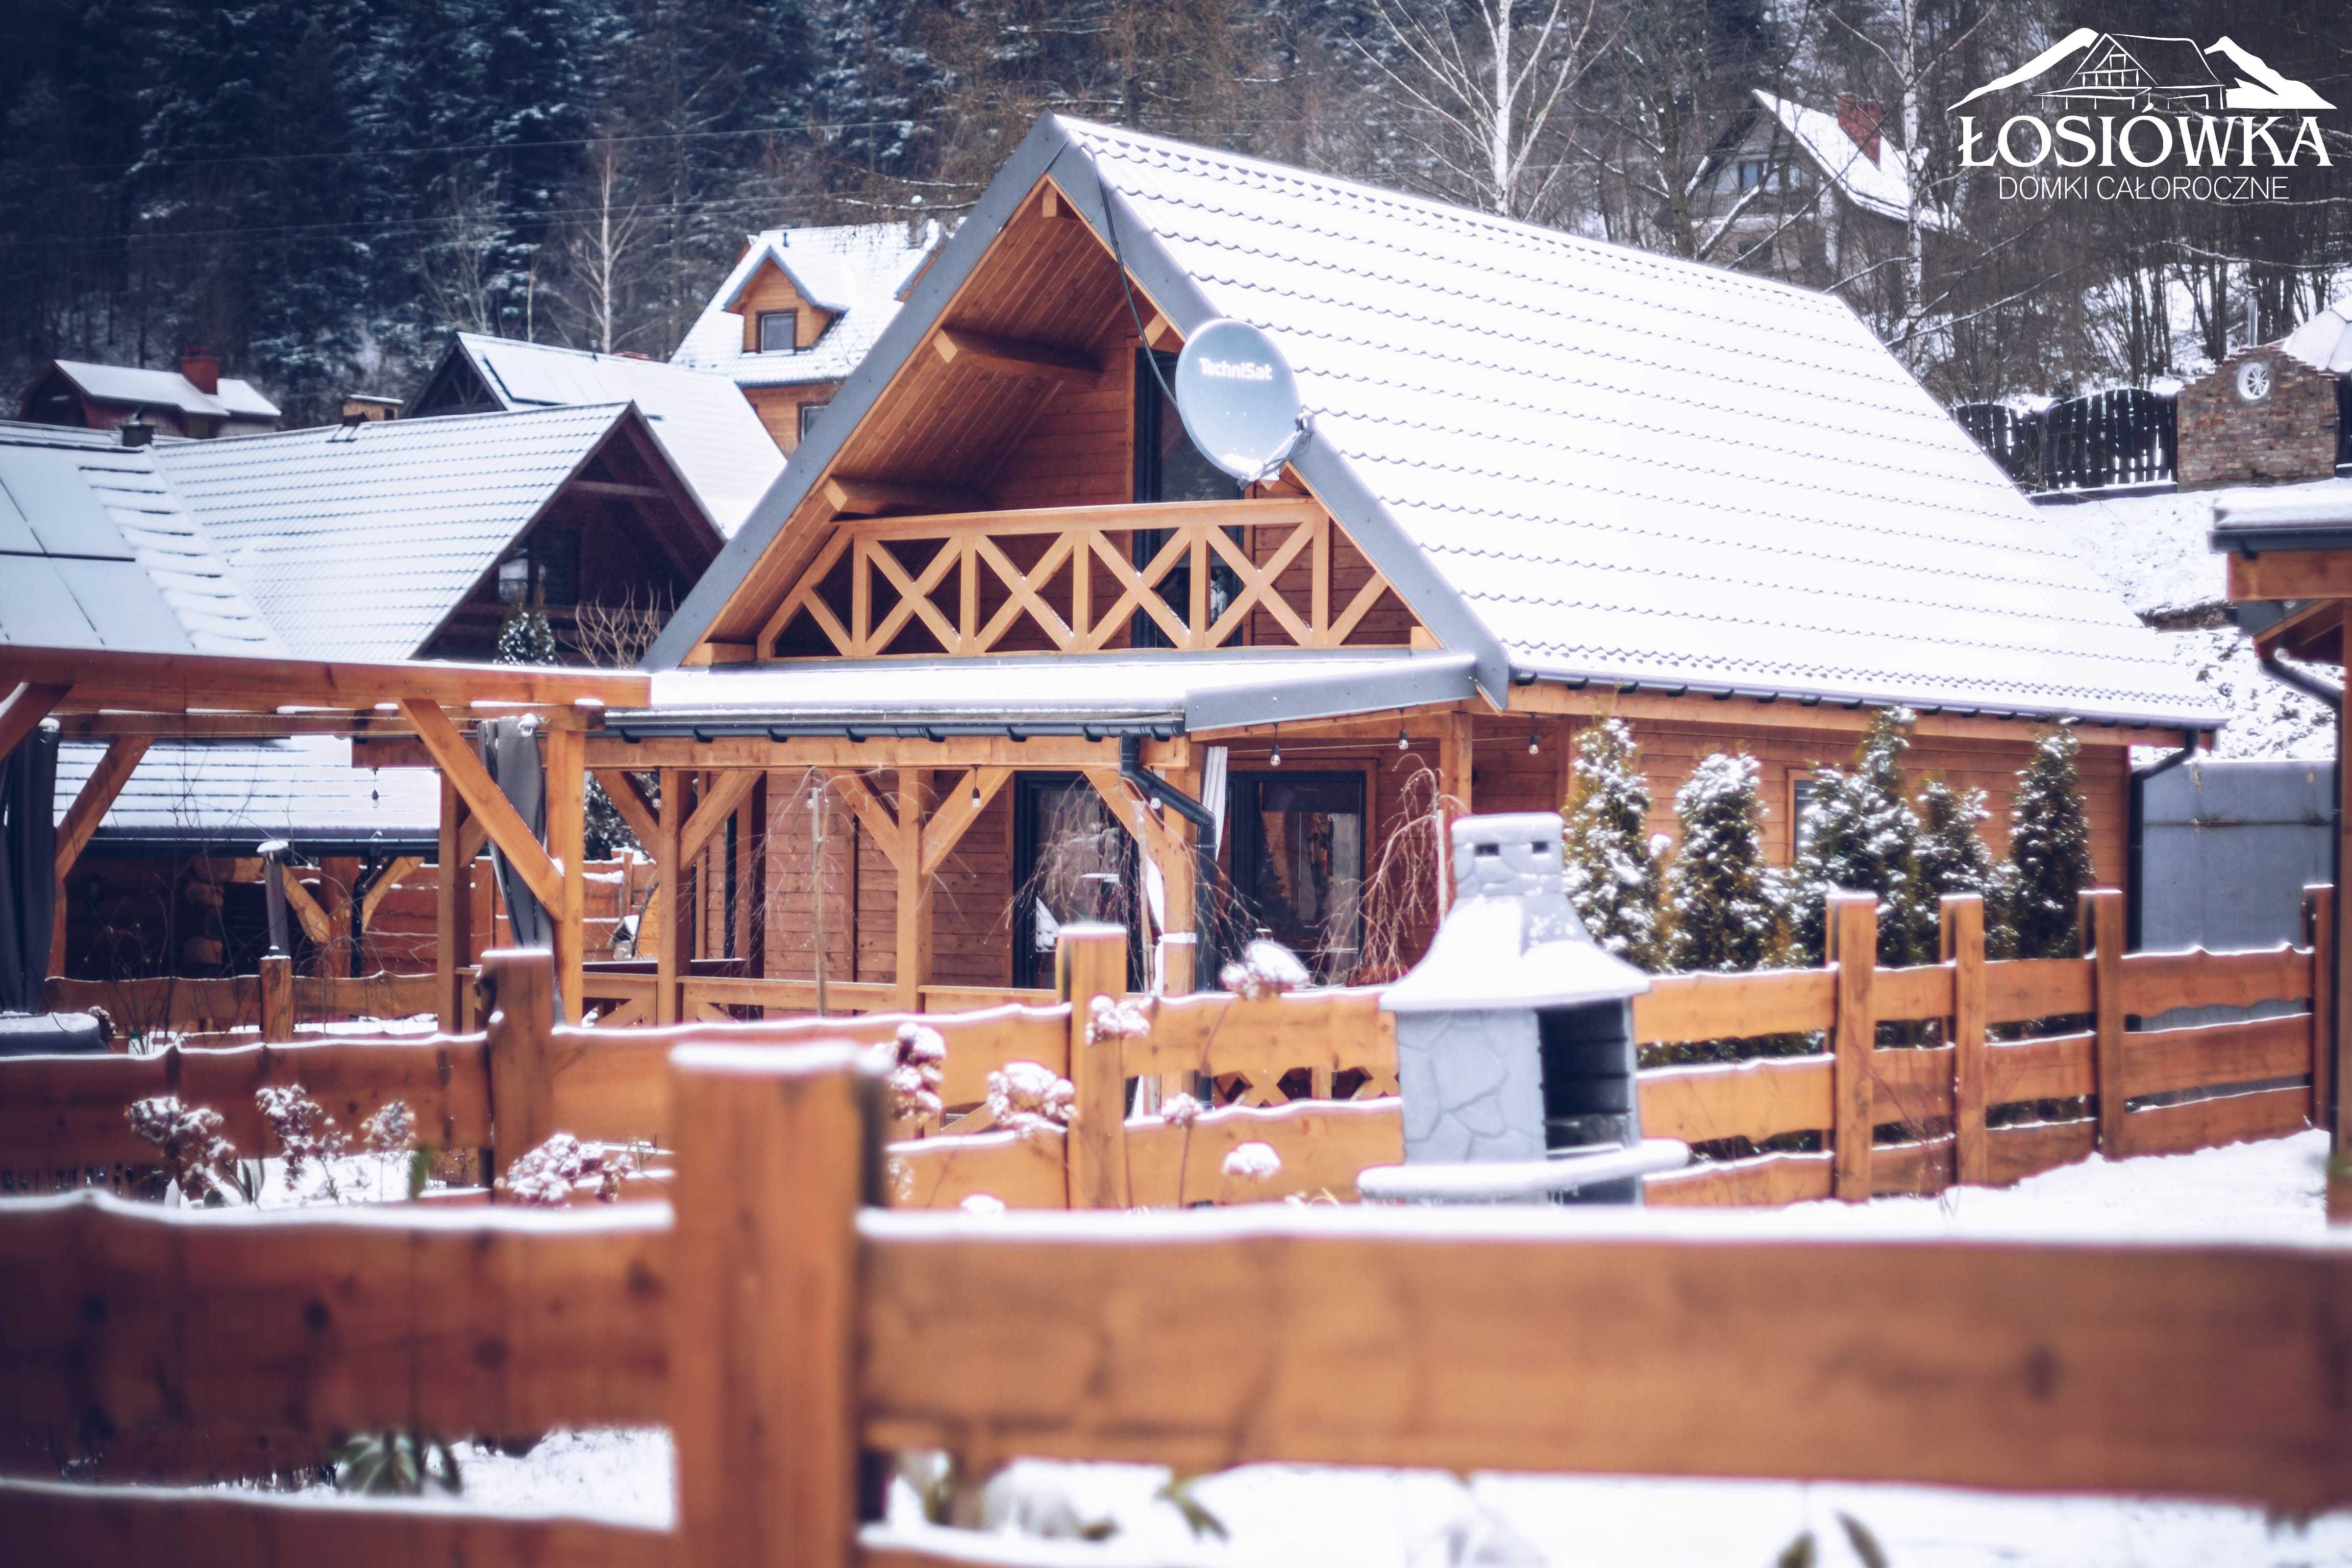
[1836,95,1884,165]
[180,346,221,396]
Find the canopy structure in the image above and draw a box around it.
[1,645,648,1024]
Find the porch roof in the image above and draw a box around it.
[609,649,1478,739]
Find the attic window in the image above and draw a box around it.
[1736,158,1768,190]
[758,310,799,353]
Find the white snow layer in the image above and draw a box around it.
[437,1132,2347,1564]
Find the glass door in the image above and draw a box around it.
[1227,771,1366,984]
[1012,773,1138,990]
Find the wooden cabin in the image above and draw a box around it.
[17,350,280,439]
[562,116,2214,1016]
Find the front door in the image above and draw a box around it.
[1227,770,1367,984]
[1012,773,1137,990]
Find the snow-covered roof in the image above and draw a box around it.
[2279,303,2352,376]
[45,360,280,422]
[659,117,2212,730]
[153,404,638,662]
[1752,92,1945,229]
[672,222,940,389]
[0,420,281,656]
[621,650,1478,734]
[432,334,781,534]
[56,736,438,849]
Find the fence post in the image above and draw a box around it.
[672,1041,879,1568]
[258,952,294,1044]
[482,948,556,1186]
[1827,893,1877,1202]
[1942,894,1989,1188]
[2083,889,2128,1160]
[1059,924,1131,1210]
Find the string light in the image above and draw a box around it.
[1270,733,1283,767]
[1397,726,1408,751]
[970,781,982,808]
[1528,727,1541,755]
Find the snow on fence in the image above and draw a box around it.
[5,1040,2351,1568]
[3,889,2338,1209]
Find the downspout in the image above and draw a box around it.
[2256,658,2345,1026]
[1120,735,1221,992]
[2260,653,2343,713]
[2126,729,2201,952]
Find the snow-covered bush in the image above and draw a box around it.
[1663,752,1785,974]
[2007,724,2095,960]
[889,1023,946,1123]
[1157,1091,1203,1128]
[1916,778,2014,955]
[985,1062,1075,1138]
[1085,994,1151,1043]
[494,1132,646,1206]
[125,1096,241,1205]
[1219,939,1309,999]
[495,601,560,665]
[1561,718,1664,969]
[1221,1141,1281,1180]
[1791,709,1930,967]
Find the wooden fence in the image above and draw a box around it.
[4,1040,2349,1567]
[1953,387,2178,492]
[5,889,2338,1211]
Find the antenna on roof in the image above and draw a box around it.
[1173,319,1308,484]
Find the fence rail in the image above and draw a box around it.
[4,1039,2349,1566]
[7,888,2337,1212]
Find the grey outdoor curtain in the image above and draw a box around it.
[0,723,59,1012]
[478,716,559,1017]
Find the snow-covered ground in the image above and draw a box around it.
[2053,482,2344,761]
[437,1131,2350,1566]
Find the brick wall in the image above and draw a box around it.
[2177,346,2338,488]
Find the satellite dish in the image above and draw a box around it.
[1173,319,1305,482]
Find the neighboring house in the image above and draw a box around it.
[1693,92,1944,275]
[671,222,942,455]
[407,333,783,536]
[17,349,281,439]
[610,116,2210,1001]
[155,403,724,663]
[2038,35,2223,114]
[6,408,721,981]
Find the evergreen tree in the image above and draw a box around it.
[1561,717,1664,970]
[2006,725,2094,960]
[1915,777,2011,954]
[496,599,561,664]
[1791,708,1930,966]
[1664,752,1784,974]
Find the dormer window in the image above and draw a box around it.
[758,310,799,353]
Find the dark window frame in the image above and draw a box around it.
[1224,768,1369,981]
[1011,771,1141,989]
[757,309,800,353]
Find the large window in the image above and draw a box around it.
[1131,348,1240,647]
[757,310,799,353]
[1227,770,1366,984]
[1012,774,1137,990]
[495,528,580,607]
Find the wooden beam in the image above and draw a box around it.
[279,865,332,945]
[825,770,903,862]
[917,767,1011,879]
[931,326,1102,385]
[2,646,645,714]
[544,723,587,1023]
[567,478,669,502]
[895,769,934,1010]
[398,700,562,913]
[435,778,473,1031]
[678,768,760,869]
[53,736,149,879]
[55,712,371,739]
[592,769,660,851]
[0,681,69,761]
[823,476,985,518]
[2229,548,2352,603]
[653,769,686,1026]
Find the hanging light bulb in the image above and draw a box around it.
[970,780,983,808]
[1528,727,1541,756]
[1397,726,1408,751]
[1270,734,1283,767]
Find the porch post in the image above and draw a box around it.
[895,768,934,1010]
[544,721,587,1024]
[654,767,687,1025]
[435,775,473,1032]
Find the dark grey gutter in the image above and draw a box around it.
[82,830,438,858]
[604,715,1182,743]
[1509,667,2220,734]
[2258,654,2342,712]
[2212,527,2352,557]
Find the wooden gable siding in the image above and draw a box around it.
[745,383,835,456]
[733,262,833,353]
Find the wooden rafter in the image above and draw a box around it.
[279,865,332,944]
[398,699,562,912]
[759,497,1413,661]
[360,857,425,932]
[1,682,71,760]
[931,327,1102,386]
[2,647,644,715]
[678,769,761,867]
[591,769,660,849]
[53,736,150,879]
[919,768,1012,879]
[825,769,902,858]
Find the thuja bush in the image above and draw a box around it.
[1561,717,1665,970]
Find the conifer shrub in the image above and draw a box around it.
[1664,752,1785,975]
[2005,724,2095,961]
[1560,717,1664,970]
[1790,709,1932,967]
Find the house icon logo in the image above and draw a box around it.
[1949,28,2334,196]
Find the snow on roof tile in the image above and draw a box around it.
[51,360,281,421]
[1752,93,1944,228]
[1066,118,2210,726]
[449,334,781,535]
[0,420,282,656]
[56,736,439,846]
[672,222,940,390]
[152,404,630,662]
